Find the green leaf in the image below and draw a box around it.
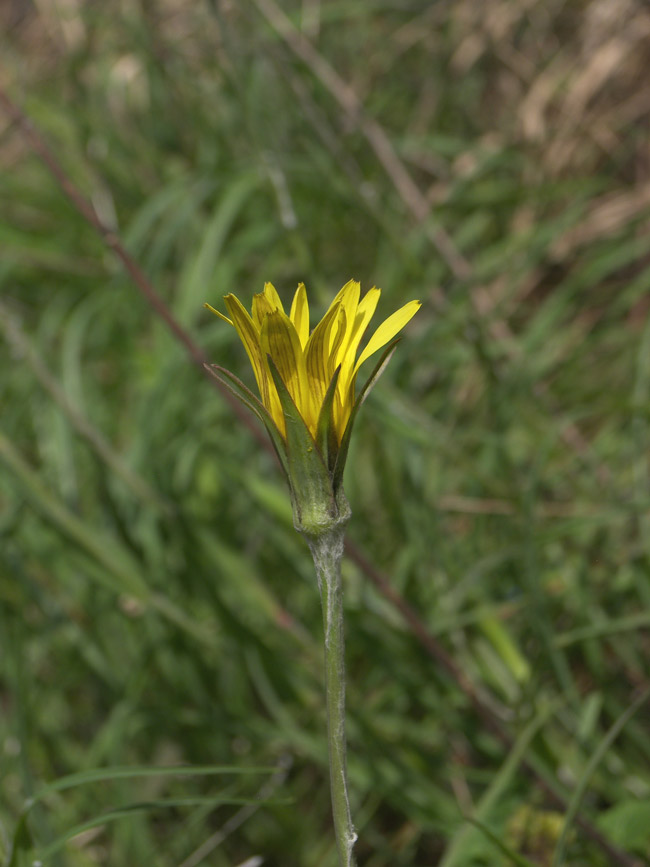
[6,814,34,867]
[598,799,650,853]
[204,363,271,427]
[267,357,336,533]
[315,365,341,473]
[28,763,278,802]
[37,795,292,860]
[204,364,289,477]
[332,339,400,492]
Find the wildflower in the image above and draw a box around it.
[205,280,420,533]
[204,279,420,867]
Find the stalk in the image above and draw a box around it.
[305,511,357,867]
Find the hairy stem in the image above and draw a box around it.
[308,525,357,867]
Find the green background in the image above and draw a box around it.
[1,1,650,865]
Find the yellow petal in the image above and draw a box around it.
[328,307,347,377]
[290,283,310,348]
[317,278,358,330]
[263,282,285,313]
[204,302,233,325]
[261,309,310,429]
[252,292,275,330]
[354,299,421,372]
[305,301,343,424]
[355,286,382,330]
[334,287,381,421]
[329,280,360,354]
[224,293,273,415]
[337,287,381,380]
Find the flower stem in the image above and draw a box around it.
[307,519,357,867]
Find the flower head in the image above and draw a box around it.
[205,280,420,533]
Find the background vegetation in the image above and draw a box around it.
[1,1,650,865]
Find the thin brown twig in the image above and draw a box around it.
[0,85,639,867]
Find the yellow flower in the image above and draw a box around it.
[205,280,420,531]
[205,279,420,444]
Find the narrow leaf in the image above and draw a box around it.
[204,364,289,477]
[38,796,292,859]
[6,814,35,867]
[204,364,269,425]
[28,764,277,802]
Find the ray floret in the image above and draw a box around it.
[207,281,418,440]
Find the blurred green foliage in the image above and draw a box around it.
[1,1,650,865]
